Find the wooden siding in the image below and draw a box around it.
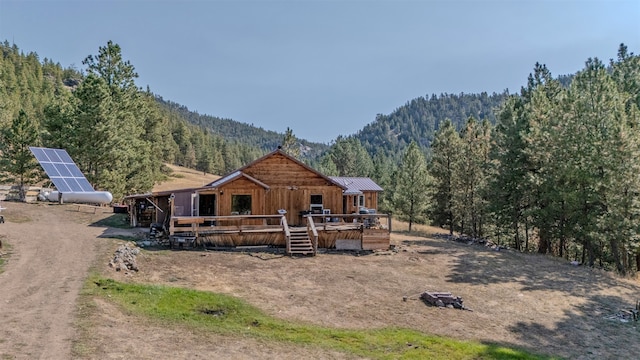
[367,191,379,210]
[318,229,361,248]
[199,231,285,247]
[236,152,345,225]
[343,191,379,214]
[243,152,338,187]
[265,186,343,226]
[362,228,390,250]
[217,177,266,220]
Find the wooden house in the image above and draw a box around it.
[194,149,348,226]
[125,149,390,254]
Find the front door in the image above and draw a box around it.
[343,196,348,214]
[199,194,216,225]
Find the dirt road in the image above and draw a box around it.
[0,203,109,360]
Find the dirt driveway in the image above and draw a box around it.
[0,203,113,360]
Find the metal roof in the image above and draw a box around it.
[205,171,270,189]
[329,177,383,193]
[206,171,242,187]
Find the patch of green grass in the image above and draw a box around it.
[3,213,31,223]
[93,214,130,229]
[106,235,139,242]
[0,239,11,273]
[72,293,98,358]
[88,276,557,360]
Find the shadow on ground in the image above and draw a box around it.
[402,234,640,359]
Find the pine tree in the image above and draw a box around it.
[329,136,373,177]
[489,96,531,249]
[281,127,301,158]
[45,41,157,199]
[428,119,462,235]
[394,141,430,231]
[372,153,395,213]
[562,57,640,269]
[453,117,490,238]
[0,110,41,201]
[521,64,567,255]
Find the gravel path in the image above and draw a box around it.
[0,203,107,360]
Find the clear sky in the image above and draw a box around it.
[1,0,638,143]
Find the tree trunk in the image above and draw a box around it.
[538,227,550,254]
[525,220,529,252]
[609,238,625,275]
[559,203,565,258]
[513,220,521,251]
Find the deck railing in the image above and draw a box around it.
[169,213,390,251]
[170,214,288,237]
[306,215,319,253]
[304,213,391,232]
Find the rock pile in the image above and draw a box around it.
[434,233,508,251]
[109,243,140,272]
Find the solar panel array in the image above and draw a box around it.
[30,147,95,193]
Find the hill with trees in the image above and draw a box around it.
[0,41,299,199]
[354,91,510,161]
[2,39,640,274]
[156,98,328,157]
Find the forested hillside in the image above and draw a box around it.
[156,98,328,157]
[0,41,284,199]
[355,91,510,160]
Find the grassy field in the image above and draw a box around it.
[87,276,556,360]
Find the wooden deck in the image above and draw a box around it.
[169,213,391,252]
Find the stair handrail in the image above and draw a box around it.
[306,215,318,255]
[281,215,291,254]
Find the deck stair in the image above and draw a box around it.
[287,227,315,255]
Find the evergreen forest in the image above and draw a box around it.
[1,40,640,274]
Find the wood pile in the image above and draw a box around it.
[607,300,640,322]
[420,291,469,310]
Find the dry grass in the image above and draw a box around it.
[153,164,220,192]
[95,229,640,359]
[391,219,453,237]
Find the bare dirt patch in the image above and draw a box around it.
[102,231,640,359]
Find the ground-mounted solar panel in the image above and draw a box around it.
[30,147,95,193]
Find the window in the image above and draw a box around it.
[359,195,365,207]
[310,194,323,206]
[231,195,252,215]
[310,194,323,214]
